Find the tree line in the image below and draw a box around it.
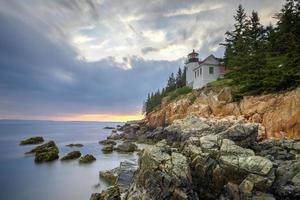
[143,67,187,114]
[143,0,300,114]
[223,0,300,98]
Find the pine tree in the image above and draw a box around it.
[265,0,300,91]
[166,73,176,92]
[222,4,249,85]
[240,11,267,95]
[176,68,183,88]
[182,66,187,87]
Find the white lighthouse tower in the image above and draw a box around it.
[185,49,199,88]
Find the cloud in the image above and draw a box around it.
[0,0,285,120]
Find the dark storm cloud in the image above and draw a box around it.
[0,0,284,118]
[0,14,181,117]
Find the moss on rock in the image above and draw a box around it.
[27,141,59,163]
[79,154,96,164]
[61,151,81,160]
[20,136,44,145]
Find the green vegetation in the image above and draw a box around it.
[222,0,300,99]
[143,67,190,114]
[210,79,234,88]
[168,86,193,100]
[143,0,300,113]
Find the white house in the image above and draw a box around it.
[185,50,226,89]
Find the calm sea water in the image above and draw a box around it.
[0,120,137,200]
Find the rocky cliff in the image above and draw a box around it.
[145,86,300,140]
[92,115,300,200]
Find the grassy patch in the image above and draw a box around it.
[168,86,193,100]
[210,78,233,88]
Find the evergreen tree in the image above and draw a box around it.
[182,66,187,87]
[223,4,249,73]
[238,11,267,95]
[222,4,252,91]
[166,73,176,92]
[176,68,183,88]
[265,0,300,91]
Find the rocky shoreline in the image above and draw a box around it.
[92,115,300,200]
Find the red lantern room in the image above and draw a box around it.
[187,49,199,63]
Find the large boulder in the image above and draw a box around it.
[20,136,44,145]
[61,151,81,160]
[114,142,137,153]
[26,141,59,162]
[99,160,138,192]
[182,135,274,199]
[272,160,300,199]
[90,186,121,200]
[126,141,198,200]
[100,169,118,185]
[161,114,258,147]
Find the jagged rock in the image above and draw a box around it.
[239,174,274,194]
[35,150,59,163]
[79,154,96,164]
[146,86,300,139]
[100,169,118,184]
[218,122,258,148]
[165,115,211,136]
[20,136,44,145]
[61,151,81,160]
[102,145,114,153]
[272,160,300,199]
[107,133,122,140]
[90,186,120,200]
[99,139,117,146]
[106,114,300,199]
[220,155,273,176]
[161,115,258,147]
[114,142,137,153]
[126,141,198,200]
[100,160,138,192]
[65,143,83,147]
[181,134,274,199]
[116,160,138,192]
[220,139,255,157]
[252,139,300,161]
[26,141,59,162]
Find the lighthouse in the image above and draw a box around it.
[185,49,199,87]
[185,50,223,89]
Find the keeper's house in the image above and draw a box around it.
[185,50,226,89]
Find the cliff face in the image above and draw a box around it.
[145,86,300,140]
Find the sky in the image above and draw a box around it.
[0,0,284,121]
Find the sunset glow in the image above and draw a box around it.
[53,114,144,122]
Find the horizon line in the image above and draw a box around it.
[0,118,130,123]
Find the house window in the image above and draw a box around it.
[209,67,214,74]
[195,71,197,78]
[200,68,202,75]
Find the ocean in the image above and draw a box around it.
[0,120,137,200]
